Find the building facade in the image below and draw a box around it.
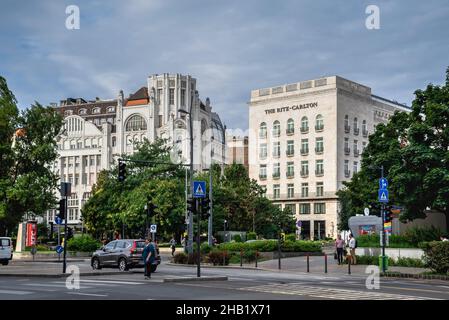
[225,134,249,170]
[248,76,410,240]
[45,73,226,229]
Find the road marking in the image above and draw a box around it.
[78,279,146,285]
[0,289,34,295]
[66,292,108,297]
[23,283,94,290]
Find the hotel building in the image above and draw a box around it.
[248,76,410,239]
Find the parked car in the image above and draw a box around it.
[0,237,13,266]
[91,239,161,272]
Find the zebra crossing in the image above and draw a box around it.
[237,283,442,300]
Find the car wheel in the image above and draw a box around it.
[1,261,8,266]
[150,264,157,273]
[92,258,102,270]
[118,258,128,272]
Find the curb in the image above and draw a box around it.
[0,271,130,278]
[11,259,88,263]
[381,272,449,281]
[163,276,228,283]
[166,262,264,271]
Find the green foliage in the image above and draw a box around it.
[403,226,443,246]
[67,235,101,252]
[247,232,257,240]
[286,233,296,242]
[422,241,449,274]
[337,67,449,232]
[355,255,425,268]
[218,240,322,252]
[173,252,188,264]
[242,249,260,263]
[357,227,444,248]
[233,234,242,243]
[200,243,213,254]
[207,249,230,265]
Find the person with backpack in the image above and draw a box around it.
[348,234,357,265]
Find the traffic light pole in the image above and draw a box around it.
[63,195,68,274]
[380,166,386,273]
[196,199,201,277]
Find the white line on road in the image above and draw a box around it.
[0,289,34,295]
[66,292,108,297]
[78,279,146,285]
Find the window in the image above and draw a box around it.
[92,107,101,114]
[315,114,324,131]
[79,108,87,115]
[353,117,359,135]
[362,120,368,137]
[272,121,281,137]
[259,123,267,139]
[273,184,280,199]
[169,89,175,105]
[300,203,311,214]
[301,116,309,133]
[301,183,309,198]
[181,89,186,106]
[287,140,294,156]
[344,115,350,133]
[344,160,350,177]
[157,89,162,104]
[287,119,294,134]
[353,161,358,174]
[301,161,309,177]
[90,156,95,166]
[287,184,295,199]
[287,161,294,178]
[112,136,116,147]
[64,110,73,116]
[344,138,350,155]
[158,115,163,128]
[107,107,115,113]
[301,139,309,155]
[315,160,324,176]
[314,203,326,214]
[315,137,324,153]
[259,143,267,159]
[354,140,359,157]
[273,163,280,178]
[285,204,296,215]
[259,165,267,180]
[273,141,280,157]
[125,114,147,131]
[75,174,79,186]
[316,182,324,197]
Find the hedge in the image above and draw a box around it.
[67,235,101,252]
[218,240,321,253]
[357,227,444,248]
[355,255,426,268]
[422,241,449,274]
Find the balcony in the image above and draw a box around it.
[344,170,351,178]
[344,125,350,133]
[354,149,360,157]
[315,125,324,132]
[354,127,360,135]
[286,171,295,178]
[286,150,295,157]
[259,153,267,160]
[362,130,369,138]
[273,152,280,158]
[300,171,309,178]
[272,172,281,179]
[300,127,309,134]
[315,147,324,155]
[344,147,351,155]
[315,170,324,177]
[259,133,267,139]
[259,174,267,180]
[286,128,295,136]
[300,148,309,156]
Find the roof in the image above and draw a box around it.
[125,87,150,106]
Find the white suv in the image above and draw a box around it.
[0,237,13,266]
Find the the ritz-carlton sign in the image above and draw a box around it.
[265,102,318,114]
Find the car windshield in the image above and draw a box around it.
[1,239,10,246]
[135,241,146,248]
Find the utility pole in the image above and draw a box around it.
[380,165,386,273]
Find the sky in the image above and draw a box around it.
[1,0,448,130]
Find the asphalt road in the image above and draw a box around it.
[1,259,448,300]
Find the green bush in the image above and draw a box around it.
[242,249,260,263]
[208,250,230,265]
[67,235,101,252]
[422,241,449,274]
[26,245,48,251]
[233,234,242,243]
[403,226,443,246]
[218,240,321,253]
[173,252,188,264]
[247,232,257,241]
[229,254,241,264]
[187,252,201,265]
[200,243,213,254]
[286,234,296,242]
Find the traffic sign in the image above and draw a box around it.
[296,220,302,229]
[150,224,157,233]
[56,245,64,254]
[379,178,388,190]
[378,189,389,203]
[364,208,370,216]
[55,216,63,225]
[193,181,206,198]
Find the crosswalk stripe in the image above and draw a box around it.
[0,289,34,295]
[66,292,108,297]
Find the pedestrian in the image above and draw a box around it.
[169,237,177,256]
[142,238,156,280]
[440,236,448,242]
[181,236,186,252]
[348,234,357,265]
[335,234,345,265]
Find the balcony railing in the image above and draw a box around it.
[354,149,360,157]
[259,174,267,180]
[272,172,281,179]
[300,148,309,155]
[300,171,309,177]
[286,150,295,157]
[286,128,295,135]
[272,131,281,138]
[354,127,360,135]
[315,147,324,154]
[344,125,350,133]
[344,147,350,155]
[300,127,309,133]
[315,170,324,176]
[259,133,267,139]
[344,170,351,178]
[286,171,295,178]
[362,130,369,137]
[315,125,324,132]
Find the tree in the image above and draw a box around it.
[338,67,449,231]
[0,76,63,236]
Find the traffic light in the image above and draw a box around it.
[57,199,66,219]
[118,161,126,182]
[187,197,196,215]
[67,227,73,240]
[384,207,392,223]
[280,232,286,244]
[201,198,211,219]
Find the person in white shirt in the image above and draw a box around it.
[348,234,357,265]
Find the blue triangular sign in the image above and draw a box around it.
[381,192,387,200]
[196,184,204,195]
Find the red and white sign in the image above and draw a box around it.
[26,221,37,247]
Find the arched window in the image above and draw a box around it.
[353,117,359,135]
[344,115,350,132]
[64,110,73,117]
[362,120,367,136]
[107,107,115,113]
[301,116,309,133]
[79,108,87,115]
[272,121,280,137]
[315,114,324,131]
[259,122,267,139]
[287,119,294,134]
[92,107,101,114]
[125,114,147,131]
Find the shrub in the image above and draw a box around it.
[208,250,230,265]
[247,232,257,241]
[173,252,188,264]
[286,234,296,242]
[67,235,101,252]
[233,234,242,243]
[422,241,449,274]
[200,243,213,254]
[187,252,201,265]
[242,249,260,263]
[218,240,321,253]
[403,226,443,246]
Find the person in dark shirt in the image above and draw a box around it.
[142,239,156,279]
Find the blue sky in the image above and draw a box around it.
[1,0,448,129]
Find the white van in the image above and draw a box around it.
[0,237,13,265]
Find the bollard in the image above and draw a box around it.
[348,258,351,275]
[307,253,310,273]
[324,254,327,273]
[255,250,258,268]
[240,249,243,267]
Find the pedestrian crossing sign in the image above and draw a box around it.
[193,181,206,198]
[378,189,389,203]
